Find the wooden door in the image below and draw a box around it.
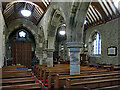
[12,43,32,68]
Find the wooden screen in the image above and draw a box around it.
[12,43,32,68]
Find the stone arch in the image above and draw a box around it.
[47,6,66,50]
[5,18,44,59]
[6,18,38,44]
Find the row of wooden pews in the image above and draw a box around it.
[88,63,120,71]
[1,65,42,90]
[33,64,120,89]
[63,71,120,89]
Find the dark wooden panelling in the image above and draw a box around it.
[12,43,32,68]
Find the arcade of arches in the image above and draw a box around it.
[0,0,120,74]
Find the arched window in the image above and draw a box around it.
[91,32,101,55]
[18,31,26,38]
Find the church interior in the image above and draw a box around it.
[0,0,120,89]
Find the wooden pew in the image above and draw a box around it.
[39,65,70,80]
[47,69,109,88]
[34,64,69,77]
[93,85,120,90]
[2,65,27,71]
[101,64,113,71]
[36,64,99,81]
[88,63,101,68]
[1,83,41,90]
[112,65,120,71]
[34,65,47,75]
[65,75,120,89]
[1,65,42,90]
[48,70,70,88]
[1,77,36,86]
[43,68,70,83]
[2,70,32,79]
[41,65,108,87]
[54,71,120,89]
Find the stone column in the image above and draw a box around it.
[67,42,83,75]
[0,4,5,68]
[39,53,43,65]
[47,49,54,67]
[42,49,47,65]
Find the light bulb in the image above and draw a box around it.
[59,30,65,35]
[21,9,31,17]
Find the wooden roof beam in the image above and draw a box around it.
[106,0,116,18]
[102,0,112,18]
[89,6,100,24]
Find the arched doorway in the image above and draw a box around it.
[8,27,36,68]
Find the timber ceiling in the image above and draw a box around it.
[1,0,120,29]
[1,0,50,25]
[84,0,120,29]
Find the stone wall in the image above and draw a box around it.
[84,18,119,65]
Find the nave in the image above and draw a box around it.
[0,0,120,89]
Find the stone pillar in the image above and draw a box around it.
[42,50,47,65]
[47,49,54,67]
[67,42,83,75]
[39,53,43,65]
[0,4,5,68]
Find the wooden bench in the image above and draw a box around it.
[2,70,32,79]
[47,69,109,88]
[1,77,36,86]
[34,65,47,75]
[47,70,70,88]
[38,64,108,88]
[1,83,41,90]
[35,64,100,81]
[101,65,113,71]
[2,65,27,71]
[1,65,42,90]
[39,65,70,80]
[34,64,69,77]
[54,71,120,88]
[65,76,120,89]
[113,65,120,71]
[43,68,70,82]
[92,85,120,90]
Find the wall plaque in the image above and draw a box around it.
[107,46,117,56]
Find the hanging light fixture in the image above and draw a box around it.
[59,24,66,35]
[21,2,31,17]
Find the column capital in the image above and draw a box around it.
[66,42,84,48]
[47,49,55,52]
